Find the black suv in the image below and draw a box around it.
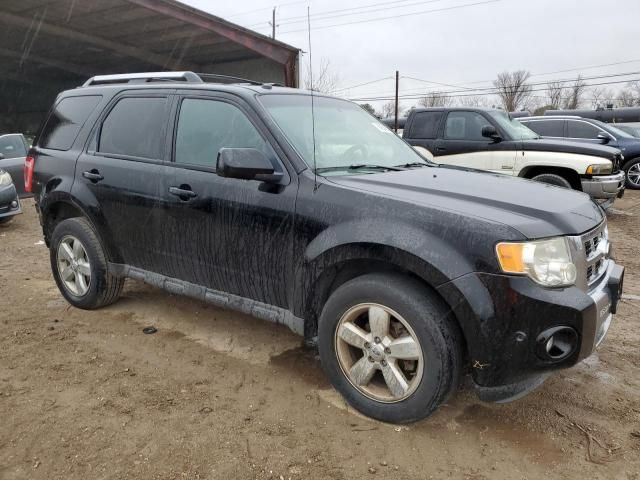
[30,72,624,423]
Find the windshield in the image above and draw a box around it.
[259,94,429,175]
[487,110,539,140]
[592,119,635,139]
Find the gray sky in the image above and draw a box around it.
[180,0,640,111]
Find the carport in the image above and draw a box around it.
[0,0,300,134]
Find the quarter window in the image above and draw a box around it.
[409,111,443,139]
[175,98,272,167]
[567,121,600,139]
[444,111,492,141]
[98,97,168,159]
[39,95,102,151]
[0,135,27,159]
[522,120,564,137]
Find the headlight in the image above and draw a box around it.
[496,237,577,287]
[0,171,12,186]
[586,163,612,175]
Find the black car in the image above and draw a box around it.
[30,72,624,423]
[519,116,640,190]
[0,133,30,197]
[0,168,22,224]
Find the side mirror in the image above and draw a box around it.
[597,132,610,144]
[216,148,278,182]
[482,125,501,141]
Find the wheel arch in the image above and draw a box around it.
[519,165,582,190]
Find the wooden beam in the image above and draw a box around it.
[0,10,197,71]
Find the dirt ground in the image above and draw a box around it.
[1,194,639,480]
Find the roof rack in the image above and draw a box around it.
[83,71,203,87]
[81,71,271,88]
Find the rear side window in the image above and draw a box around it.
[39,95,102,150]
[567,120,600,139]
[523,120,564,137]
[409,111,443,139]
[0,135,27,158]
[99,97,168,160]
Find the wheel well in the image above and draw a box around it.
[44,202,84,243]
[304,258,468,359]
[519,166,582,190]
[622,156,639,170]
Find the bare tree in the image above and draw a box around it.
[563,75,586,110]
[493,70,532,112]
[590,87,615,109]
[359,103,376,116]
[418,91,453,108]
[304,57,340,94]
[629,81,640,104]
[545,81,565,109]
[381,100,396,118]
[457,95,490,108]
[617,88,637,107]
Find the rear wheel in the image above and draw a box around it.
[531,173,572,189]
[50,217,124,309]
[318,273,462,423]
[623,158,640,190]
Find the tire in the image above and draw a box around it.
[317,273,463,423]
[531,173,572,189]
[622,158,640,190]
[50,217,124,309]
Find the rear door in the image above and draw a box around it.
[163,92,297,308]
[72,90,174,273]
[0,134,29,195]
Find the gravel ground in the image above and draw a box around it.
[1,194,639,480]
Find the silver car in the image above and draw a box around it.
[0,133,29,197]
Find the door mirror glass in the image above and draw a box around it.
[216,148,276,181]
[481,125,501,140]
[597,132,610,144]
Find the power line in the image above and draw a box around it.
[333,76,395,93]
[226,0,311,19]
[277,0,500,34]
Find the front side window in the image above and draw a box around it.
[567,121,600,139]
[98,97,167,159]
[39,95,102,151]
[0,135,27,158]
[487,110,539,140]
[522,120,564,137]
[444,112,492,141]
[410,111,443,139]
[259,94,427,175]
[175,98,271,167]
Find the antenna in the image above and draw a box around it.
[307,7,319,192]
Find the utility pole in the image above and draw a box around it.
[271,7,276,39]
[394,70,399,133]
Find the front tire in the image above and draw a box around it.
[318,273,463,423]
[623,158,640,190]
[531,173,572,189]
[50,217,124,309]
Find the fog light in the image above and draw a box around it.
[536,326,578,362]
[10,200,18,209]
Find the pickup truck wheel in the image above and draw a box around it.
[623,158,640,189]
[318,273,462,423]
[50,217,124,309]
[531,173,572,189]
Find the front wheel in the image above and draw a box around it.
[531,173,572,189]
[623,158,640,190]
[318,273,463,423]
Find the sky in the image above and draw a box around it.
[180,0,640,113]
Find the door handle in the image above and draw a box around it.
[169,186,197,200]
[82,170,104,182]
[435,146,446,152]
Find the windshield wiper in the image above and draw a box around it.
[315,164,405,173]
[395,162,430,168]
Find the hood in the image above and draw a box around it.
[518,138,620,159]
[328,167,603,239]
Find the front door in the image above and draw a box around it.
[163,94,297,308]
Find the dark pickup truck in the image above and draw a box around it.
[402,107,626,206]
[30,72,624,423]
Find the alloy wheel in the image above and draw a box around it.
[57,235,91,296]
[334,303,424,403]
[628,162,640,187]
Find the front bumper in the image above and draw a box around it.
[437,260,624,402]
[0,183,22,219]
[581,171,625,200]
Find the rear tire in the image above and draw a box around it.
[50,217,124,309]
[531,173,572,189]
[622,158,640,190]
[318,273,463,423]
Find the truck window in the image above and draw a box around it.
[444,112,491,141]
[39,95,102,151]
[175,98,272,167]
[0,135,27,158]
[522,120,564,137]
[409,111,443,139]
[98,97,167,160]
[567,120,600,139]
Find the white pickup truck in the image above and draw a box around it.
[401,107,625,205]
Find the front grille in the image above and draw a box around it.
[581,223,609,287]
